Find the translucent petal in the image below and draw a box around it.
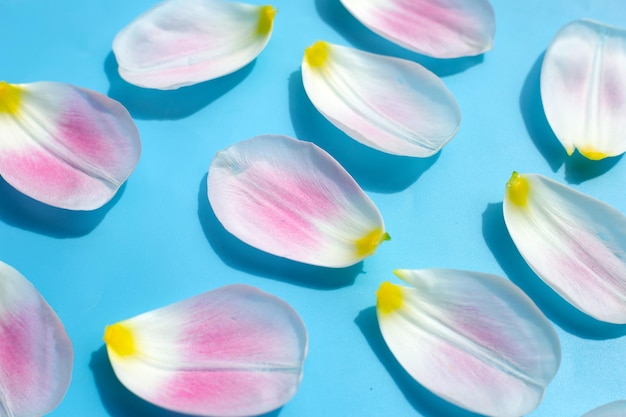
[582,401,626,417]
[503,172,626,324]
[541,19,626,160]
[0,81,141,210]
[301,42,461,157]
[339,0,495,58]
[104,284,307,417]
[113,0,276,90]
[208,134,388,267]
[376,269,560,417]
[0,261,73,417]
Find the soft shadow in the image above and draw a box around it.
[90,346,282,417]
[355,307,484,417]
[198,175,361,289]
[0,176,121,238]
[520,53,621,182]
[519,52,564,172]
[563,152,623,184]
[482,202,626,339]
[288,71,436,193]
[104,52,254,120]
[314,0,483,77]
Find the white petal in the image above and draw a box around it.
[503,172,626,323]
[541,19,626,159]
[301,42,461,157]
[0,261,74,417]
[104,284,307,417]
[0,81,141,210]
[208,135,388,268]
[113,0,276,90]
[339,0,496,58]
[376,269,560,417]
[582,401,626,417]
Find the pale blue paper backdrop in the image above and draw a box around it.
[1,0,626,416]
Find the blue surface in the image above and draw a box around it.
[2,0,626,416]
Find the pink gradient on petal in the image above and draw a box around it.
[162,369,298,416]
[0,149,104,207]
[0,300,72,415]
[425,338,535,409]
[56,88,140,178]
[0,309,39,396]
[366,0,493,57]
[225,163,341,249]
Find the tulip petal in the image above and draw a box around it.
[541,19,626,160]
[104,284,307,417]
[0,261,73,417]
[301,42,461,157]
[113,0,276,90]
[0,81,141,210]
[376,269,560,417]
[339,0,495,58]
[503,172,626,323]
[208,134,388,267]
[582,401,626,417]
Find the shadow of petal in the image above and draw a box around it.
[0,175,122,238]
[198,174,361,289]
[519,52,565,172]
[482,202,626,339]
[314,0,484,77]
[564,152,623,184]
[288,70,437,193]
[354,307,484,417]
[104,52,254,120]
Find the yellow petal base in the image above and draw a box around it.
[104,323,136,357]
[256,5,276,35]
[355,228,390,258]
[376,282,403,315]
[305,41,330,68]
[506,171,530,207]
[578,148,609,160]
[0,81,22,115]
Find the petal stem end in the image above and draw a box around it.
[304,41,330,68]
[256,5,276,35]
[104,323,136,357]
[506,171,530,207]
[355,229,389,258]
[376,281,403,315]
[0,81,22,114]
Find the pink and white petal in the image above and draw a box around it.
[504,172,626,324]
[582,401,626,417]
[0,81,141,210]
[541,19,626,160]
[376,269,560,417]
[301,42,461,157]
[339,0,495,58]
[113,0,276,90]
[104,284,307,417]
[208,135,387,268]
[0,261,73,417]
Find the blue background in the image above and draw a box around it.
[2,0,626,416]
